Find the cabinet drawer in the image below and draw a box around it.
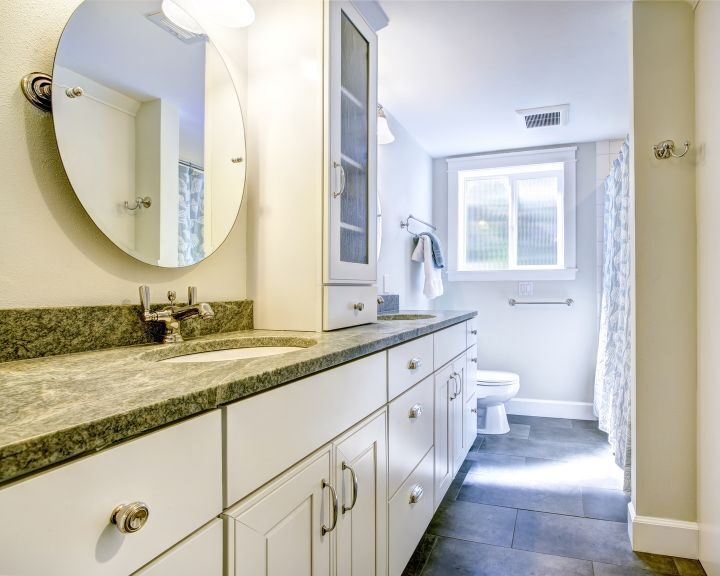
[134,519,222,576]
[433,322,466,368]
[388,376,434,497]
[466,317,478,348]
[387,334,433,399]
[466,344,478,399]
[0,411,221,576]
[388,448,434,576]
[224,353,387,506]
[324,285,378,330]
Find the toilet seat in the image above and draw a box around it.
[476,370,519,387]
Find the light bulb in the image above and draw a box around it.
[377,105,395,145]
[161,0,204,34]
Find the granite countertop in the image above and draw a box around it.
[0,310,475,485]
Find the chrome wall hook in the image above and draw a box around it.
[124,196,152,211]
[653,139,690,160]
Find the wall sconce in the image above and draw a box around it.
[377,104,395,145]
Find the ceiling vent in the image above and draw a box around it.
[146,12,207,44]
[516,104,570,130]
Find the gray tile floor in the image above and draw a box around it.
[403,415,706,576]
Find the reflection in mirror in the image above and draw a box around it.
[52,0,246,268]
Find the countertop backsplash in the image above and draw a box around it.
[0,300,253,363]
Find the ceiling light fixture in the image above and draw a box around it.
[377,104,395,145]
[161,0,204,34]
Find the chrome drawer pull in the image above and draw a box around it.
[408,357,423,370]
[110,502,149,534]
[408,403,424,419]
[471,357,478,363]
[321,480,339,535]
[353,302,365,311]
[470,329,478,335]
[332,161,346,198]
[471,407,478,414]
[449,375,458,400]
[341,462,359,514]
[409,484,424,504]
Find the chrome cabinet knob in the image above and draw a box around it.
[409,484,424,504]
[111,502,149,534]
[353,302,365,311]
[408,357,423,370]
[408,403,424,419]
[470,329,478,335]
[471,407,478,414]
[471,357,478,363]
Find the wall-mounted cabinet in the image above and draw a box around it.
[248,0,379,331]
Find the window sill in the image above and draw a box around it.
[446,268,578,282]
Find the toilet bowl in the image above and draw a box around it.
[476,370,520,435]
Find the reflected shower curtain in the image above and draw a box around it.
[594,140,632,491]
[178,163,205,266]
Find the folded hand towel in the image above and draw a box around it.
[419,231,445,269]
[412,235,443,300]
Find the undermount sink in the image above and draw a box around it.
[378,314,436,321]
[152,336,316,364]
[159,347,306,363]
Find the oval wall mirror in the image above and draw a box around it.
[52,0,246,267]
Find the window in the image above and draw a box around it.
[447,147,577,281]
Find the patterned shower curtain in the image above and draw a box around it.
[178,163,205,266]
[594,140,632,492]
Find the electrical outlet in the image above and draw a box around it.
[518,281,534,297]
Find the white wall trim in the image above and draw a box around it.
[628,503,699,559]
[506,397,596,420]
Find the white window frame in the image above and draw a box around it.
[447,147,577,282]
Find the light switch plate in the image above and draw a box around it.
[518,281,534,297]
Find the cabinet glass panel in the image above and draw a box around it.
[340,12,369,265]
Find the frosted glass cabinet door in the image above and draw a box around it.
[328,1,377,283]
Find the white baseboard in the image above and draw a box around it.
[628,503,699,559]
[506,397,596,420]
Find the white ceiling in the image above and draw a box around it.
[377,0,631,158]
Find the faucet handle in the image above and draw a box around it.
[188,286,197,306]
[139,285,151,312]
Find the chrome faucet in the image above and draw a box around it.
[139,285,215,344]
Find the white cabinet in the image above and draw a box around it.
[226,412,387,576]
[0,411,221,576]
[434,362,455,508]
[248,0,382,331]
[133,519,223,576]
[464,392,478,458]
[327,0,377,284]
[334,412,388,576]
[434,352,470,509]
[226,449,333,576]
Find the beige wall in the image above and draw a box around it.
[0,0,248,309]
[695,1,720,572]
[632,0,696,525]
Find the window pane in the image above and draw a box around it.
[463,177,510,269]
[516,176,559,266]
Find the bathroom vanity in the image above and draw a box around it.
[0,312,477,576]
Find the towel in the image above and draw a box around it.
[418,231,445,269]
[412,235,444,299]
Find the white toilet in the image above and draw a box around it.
[476,370,521,434]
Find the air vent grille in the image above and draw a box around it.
[524,111,561,129]
[146,12,207,44]
[516,105,570,130]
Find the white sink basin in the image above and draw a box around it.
[159,346,305,363]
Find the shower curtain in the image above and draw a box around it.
[594,140,632,492]
[178,163,205,266]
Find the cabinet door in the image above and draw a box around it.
[328,0,377,283]
[464,392,478,461]
[433,363,455,509]
[228,450,333,576]
[452,356,467,476]
[335,412,388,576]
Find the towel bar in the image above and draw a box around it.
[508,298,574,307]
